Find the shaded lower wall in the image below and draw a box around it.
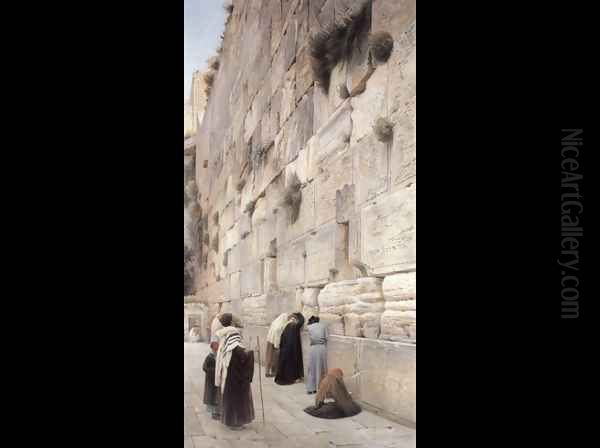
[240,325,416,426]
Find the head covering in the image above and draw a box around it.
[308,316,320,325]
[214,326,244,390]
[329,368,343,379]
[267,313,291,349]
[219,313,233,327]
[292,312,305,329]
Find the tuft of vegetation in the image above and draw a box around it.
[373,117,394,142]
[208,56,220,71]
[282,172,303,224]
[213,211,219,225]
[309,1,371,93]
[338,83,350,99]
[203,70,215,97]
[236,178,246,192]
[203,233,209,246]
[223,249,229,267]
[244,199,257,216]
[369,31,394,63]
[211,235,219,253]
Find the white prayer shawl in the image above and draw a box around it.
[267,313,290,349]
[214,326,244,390]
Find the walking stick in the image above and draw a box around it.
[256,336,266,425]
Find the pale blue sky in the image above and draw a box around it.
[184,0,226,98]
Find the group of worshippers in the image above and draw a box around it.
[203,311,361,430]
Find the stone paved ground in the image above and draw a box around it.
[184,343,416,448]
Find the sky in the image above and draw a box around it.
[184,0,226,99]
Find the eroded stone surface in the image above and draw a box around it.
[361,188,416,276]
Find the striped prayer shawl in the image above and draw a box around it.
[214,326,244,390]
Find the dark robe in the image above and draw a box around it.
[275,314,305,385]
[221,346,255,427]
[202,352,219,406]
[304,375,361,419]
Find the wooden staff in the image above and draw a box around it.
[256,336,266,425]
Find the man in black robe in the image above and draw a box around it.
[275,312,305,385]
[215,326,255,429]
[202,341,220,419]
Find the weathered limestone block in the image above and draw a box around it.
[312,80,334,139]
[328,61,348,109]
[238,213,252,240]
[228,271,241,301]
[390,103,416,190]
[318,277,384,337]
[353,134,389,207]
[315,149,353,227]
[305,222,339,286]
[280,63,296,127]
[361,188,416,275]
[282,181,315,243]
[350,64,387,144]
[277,238,306,288]
[295,44,313,103]
[285,89,314,163]
[372,0,416,41]
[388,24,416,116]
[336,184,355,223]
[271,19,297,97]
[256,215,277,259]
[320,313,344,335]
[357,338,416,423]
[224,222,239,252]
[380,272,416,341]
[240,259,264,298]
[302,287,320,307]
[252,197,267,226]
[241,294,271,326]
[343,313,362,337]
[309,100,352,180]
[263,257,278,293]
[239,228,258,268]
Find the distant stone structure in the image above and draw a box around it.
[187,0,415,425]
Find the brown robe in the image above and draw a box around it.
[304,370,361,419]
[221,346,255,427]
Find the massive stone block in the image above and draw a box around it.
[228,271,241,301]
[277,238,306,288]
[315,150,353,227]
[390,104,416,190]
[263,257,278,294]
[372,0,416,41]
[285,88,315,163]
[353,133,389,206]
[381,272,416,341]
[318,277,384,337]
[305,221,344,286]
[309,100,352,180]
[361,188,416,275]
[350,64,387,144]
[357,338,416,424]
[240,259,264,298]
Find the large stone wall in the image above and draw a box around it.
[190,0,416,423]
